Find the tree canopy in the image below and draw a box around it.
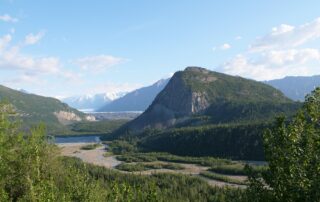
[246,87,320,202]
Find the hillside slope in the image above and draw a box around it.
[0,85,92,133]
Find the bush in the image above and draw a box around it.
[200,171,247,186]
[80,143,102,150]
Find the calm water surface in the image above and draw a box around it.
[55,136,101,144]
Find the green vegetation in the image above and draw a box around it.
[116,152,233,167]
[245,88,320,201]
[80,143,102,150]
[181,67,291,104]
[209,164,266,176]
[200,171,247,186]
[140,123,267,160]
[116,163,148,172]
[65,157,244,202]
[204,101,300,124]
[115,162,184,172]
[0,102,107,201]
[108,139,139,154]
[68,119,127,135]
[103,152,112,157]
[0,85,88,135]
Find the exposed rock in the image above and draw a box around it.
[84,115,96,121]
[54,111,82,125]
[185,66,210,74]
[191,92,209,113]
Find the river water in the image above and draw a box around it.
[55,135,101,144]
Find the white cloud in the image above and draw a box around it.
[220,17,320,80]
[0,14,18,23]
[4,73,44,85]
[73,55,125,72]
[24,32,45,45]
[0,40,61,74]
[222,48,320,80]
[235,36,242,40]
[213,43,232,51]
[220,43,231,50]
[250,18,320,52]
[260,49,320,66]
[0,34,12,52]
[0,33,81,80]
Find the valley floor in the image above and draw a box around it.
[58,143,247,188]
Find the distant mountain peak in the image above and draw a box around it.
[97,78,170,112]
[154,78,168,87]
[62,91,127,110]
[265,75,320,101]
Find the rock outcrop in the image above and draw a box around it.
[54,111,82,125]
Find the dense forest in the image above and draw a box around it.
[140,123,267,160]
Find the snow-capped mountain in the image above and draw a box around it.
[62,92,127,111]
[97,78,170,112]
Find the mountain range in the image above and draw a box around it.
[97,78,169,112]
[265,75,320,101]
[62,74,320,114]
[62,92,126,111]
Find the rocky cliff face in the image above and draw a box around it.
[54,111,95,125]
[54,111,82,125]
[191,92,209,113]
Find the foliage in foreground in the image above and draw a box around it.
[0,102,107,201]
[245,88,320,202]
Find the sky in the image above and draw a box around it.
[0,0,320,98]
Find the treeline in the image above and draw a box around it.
[204,101,300,124]
[140,123,268,160]
[64,157,244,202]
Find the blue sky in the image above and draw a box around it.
[0,0,320,98]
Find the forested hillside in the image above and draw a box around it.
[0,85,90,134]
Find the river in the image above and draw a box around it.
[55,135,101,145]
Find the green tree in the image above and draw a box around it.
[0,101,164,201]
[245,87,320,202]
